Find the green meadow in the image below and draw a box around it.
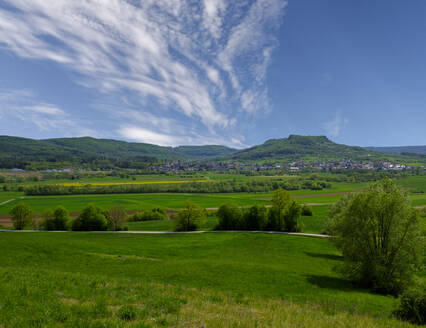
[0,231,421,327]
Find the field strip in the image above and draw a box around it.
[0,229,331,238]
[0,199,15,206]
[60,180,213,187]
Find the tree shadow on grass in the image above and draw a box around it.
[305,275,372,295]
[304,251,343,261]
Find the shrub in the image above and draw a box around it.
[72,204,108,231]
[393,283,426,325]
[174,201,206,231]
[327,178,423,295]
[10,203,33,230]
[39,206,70,231]
[301,205,313,216]
[128,208,167,222]
[117,305,137,321]
[217,203,243,230]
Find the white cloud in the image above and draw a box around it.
[23,104,65,116]
[120,125,246,148]
[0,0,286,144]
[323,113,349,138]
[0,88,95,136]
[120,127,179,147]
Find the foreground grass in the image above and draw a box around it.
[0,268,413,328]
[0,232,420,327]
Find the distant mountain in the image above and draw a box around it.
[0,136,237,169]
[367,146,426,155]
[0,135,424,170]
[228,135,375,161]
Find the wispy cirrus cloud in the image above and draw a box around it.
[0,0,286,146]
[0,89,95,136]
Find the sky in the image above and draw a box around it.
[0,0,425,148]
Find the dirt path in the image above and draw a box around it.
[0,199,15,206]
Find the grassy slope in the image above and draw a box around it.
[0,232,418,327]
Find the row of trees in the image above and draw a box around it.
[24,179,332,196]
[173,189,308,232]
[216,190,303,232]
[9,203,132,231]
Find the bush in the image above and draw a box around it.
[217,204,243,230]
[117,305,137,321]
[327,179,423,295]
[128,208,167,222]
[39,206,70,231]
[10,203,34,230]
[301,205,313,216]
[72,204,108,231]
[174,201,206,231]
[393,283,426,325]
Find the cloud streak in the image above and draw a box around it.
[0,0,286,146]
[0,89,95,136]
[323,112,349,138]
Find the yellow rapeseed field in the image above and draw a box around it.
[61,180,212,187]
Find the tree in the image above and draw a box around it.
[217,203,243,230]
[108,204,127,231]
[10,203,34,230]
[284,201,302,232]
[39,209,55,231]
[72,204,108,231]
[327,179,423,295]
[53,206,70,230]
[243,205,267,230]
[174,201,206,231]
[270,188,291,230]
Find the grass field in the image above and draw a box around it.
[0,231,420,327]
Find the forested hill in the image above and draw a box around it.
[0,136,237,169]
[228,135,420,162]
[0,135,424,169]
[367,145,426,155]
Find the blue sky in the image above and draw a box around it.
[0,0,425,148]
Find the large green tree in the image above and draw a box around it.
[108,204,127,231]
[328,178,423,295]
[10,203,34,230]
[269,188,291,231]
[174,201,206,232]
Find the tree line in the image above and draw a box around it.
[8,203,169,232]
[24,179,332,196]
